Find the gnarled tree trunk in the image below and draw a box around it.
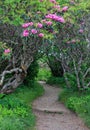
[0,24,41,93]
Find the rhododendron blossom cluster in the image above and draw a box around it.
[31,29,38,34]
[38,33,44,37]
[37,23,43,28]
[22,22,34,28]
[45,14,65,23]
[62,6,68,12]
[23,30,29,37]
[22,0,67,38]
[79,29,84,33]
[4,49,11,54]
[45,21,52,26]
[1,0,89,95]
[50,0,57,4]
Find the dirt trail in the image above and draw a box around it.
[33,81,89,130]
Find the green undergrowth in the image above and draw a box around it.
[36,68,51,81]
[59,88,90,128]
[47,76,65,87]
[0,81,44,130]
[36,67,90,128]
[46,75,90,128]
[36,68,65,87]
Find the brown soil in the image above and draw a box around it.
[33,81,89,130]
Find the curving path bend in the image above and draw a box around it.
[33,81,89,130]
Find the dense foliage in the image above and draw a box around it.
[0,81,44,130]
[39,0,90,90]
[0,0,61,93]
[0,0,90,129]
[59,88,90,128]
[0,0,90,93]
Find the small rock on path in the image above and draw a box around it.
[33,81,89,130]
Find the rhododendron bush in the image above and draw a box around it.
[0,0,68,93]
[39,0,90,90]
[0,0,90,93]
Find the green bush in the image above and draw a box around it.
[47,76,65,86]
[66,95,90,112]
[36,68,51,81]
[59,88,90,128]
[0,96,25,109]
[0,117,25,130]
[0,95,35,130]
[66,95,90,128]
[0,81,44,130]
[59,88,80,102]
[82,102,90,127]
[64,73,78,91]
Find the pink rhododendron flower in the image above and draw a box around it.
[81,22,85,25]
[23,30,29,37]
[31,29,38,34]
[4,49,11,54]
[38,33,44,37]
[50,0,57,4]
[28,22,34,26]
[79,29,84,33]
[22,23,30,28]
[45,14,51,19]
[62,6,68,12]
[41,19,47,23]
[45,21,52,26]
[58,17,65,23]
[37,23,43,28]
[22,22,33,28]
[45,14,65,23]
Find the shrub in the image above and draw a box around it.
[36,68,51,81]
[0,117,25,130]
[0,81,44,130]
[59,88,90,128]
[66,95,90,112]
[47,76,65,86]
[0,95,25,109]
[82,102,90,128]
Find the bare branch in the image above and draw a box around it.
[0,68,22,86]
[83,68,90,79]
[86,82,90,88]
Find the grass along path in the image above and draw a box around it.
[33,81,89,130]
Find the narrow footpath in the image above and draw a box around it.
[33,81,89,130]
